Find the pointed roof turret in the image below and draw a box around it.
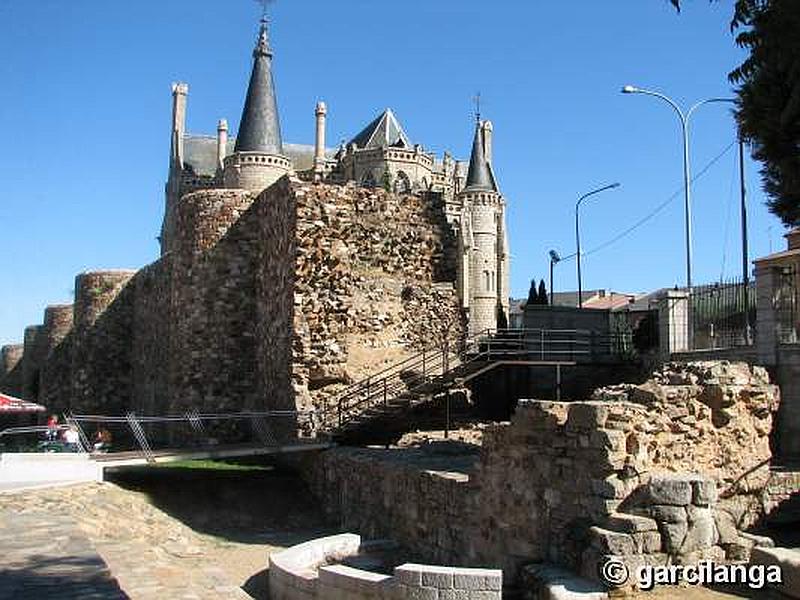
[464,120,497,192]
[234,18,283,154]
[349,109,411,150]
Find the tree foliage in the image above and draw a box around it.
[670,0,800,226]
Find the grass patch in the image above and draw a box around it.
[152,458,273,471]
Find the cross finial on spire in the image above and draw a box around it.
[256,0,273,21]
[473,92,482,124]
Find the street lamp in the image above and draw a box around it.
[576,183,620,308]
[549,250,561,306]
[621,85,734,290]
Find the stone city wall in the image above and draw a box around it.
[0,344,24,397]
[70,271,137,415]
[308,362,785,583]
[2,179,458,422]
[21,325,44,400]
[38,304,75,415]
[258,181,462,416]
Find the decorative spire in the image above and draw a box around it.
[234,18,283,154]
[464,120,496,192]
[254,17,272,58]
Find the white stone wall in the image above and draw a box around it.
[466,191,501,336]
[223,152,292,192]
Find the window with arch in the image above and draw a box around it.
[484,270,491,292]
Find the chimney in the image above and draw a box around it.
[217,119,228,173]
[171,82,189,168]
[480,120,493,165]
[314,101,327,179]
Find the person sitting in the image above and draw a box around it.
[62,426,80,452]
[45,414,59,442]
[92,428,112,453]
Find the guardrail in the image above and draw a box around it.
[319,328,632,430]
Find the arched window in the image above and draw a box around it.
[394,171,411,194]
[484,271,491,291]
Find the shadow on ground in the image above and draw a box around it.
[104,458,335,545]
[0,555,129,600]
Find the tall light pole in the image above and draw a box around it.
[576,183,620,308]
[621,86,734,290]
[549,250,561,306]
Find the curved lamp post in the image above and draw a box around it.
[576,183,620,308]
[621,86,734,290]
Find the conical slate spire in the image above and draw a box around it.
[464,120,496,192]
[234,19,283,154]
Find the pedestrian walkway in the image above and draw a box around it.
[0,483,256,599]
[0,511,127,600]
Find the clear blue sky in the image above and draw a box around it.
[0,0,785,346]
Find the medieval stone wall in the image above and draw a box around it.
[306,362,785,581]
[259,181,462,415]
[1,179,458,423]
[0,344,24,397]
[21,325,44,400]
[39,304,74,415]
[71,271,137,415]
[169,188,260,414]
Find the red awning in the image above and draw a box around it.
[0,393,46,413]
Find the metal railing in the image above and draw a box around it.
[318,328,631,431]
[42,411,309,463]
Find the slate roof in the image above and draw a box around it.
[349,109,411,150]
[234,20,283,154]
[464,121,497,192]
[183,135,333,176]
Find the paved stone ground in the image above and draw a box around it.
[0,511,127,600]
[0,483,260,599]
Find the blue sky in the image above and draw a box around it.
[0,0,785,346]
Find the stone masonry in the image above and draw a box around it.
[307,361,788,585]
[0,178,461,425]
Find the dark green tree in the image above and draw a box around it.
[526,279,538,305]
[669,0,800,226]
[538,279,548,305]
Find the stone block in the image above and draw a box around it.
[421,566,454,589]
[605,513,658,534]
[645,476,694,506]
[691,478,718,506]
[452,568,502,591]
[566,403,609,431]
[394,565,423,586]
[682,505,717,553]
[392,583,438,600]
[589,527,636,556]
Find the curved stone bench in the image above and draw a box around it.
[269,533,502,600]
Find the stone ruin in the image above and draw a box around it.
[307,360,798,593]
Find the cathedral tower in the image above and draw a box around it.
[458,119,510,336]
[223,18,292,192]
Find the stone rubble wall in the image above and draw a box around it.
[259,181,462,416]
[1,179,457,426]
[71,271,137,415]
[308,361,784,583]
[21,325,44,401]
[39,304,75,415]
[0,344,24,398]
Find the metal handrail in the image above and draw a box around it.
[320,328,633,430]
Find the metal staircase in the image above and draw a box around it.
[317,328,628,442]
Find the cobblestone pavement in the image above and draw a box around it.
[0,483,259,599]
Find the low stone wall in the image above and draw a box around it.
[307,362,784,585]
[269,533,502,600]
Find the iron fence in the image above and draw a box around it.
[690,278,756,350]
